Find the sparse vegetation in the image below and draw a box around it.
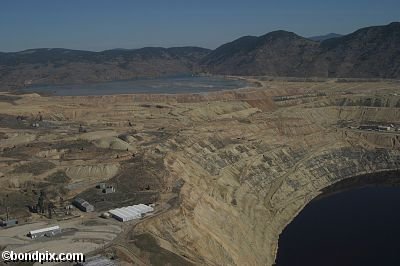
[132,234,193,266]
[46,170,70,183]
[12,161,56,175]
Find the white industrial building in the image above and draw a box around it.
[28,225,61,239]
[109,204,154,222]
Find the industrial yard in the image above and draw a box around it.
[0,86,189,264]
[1,77,400,265]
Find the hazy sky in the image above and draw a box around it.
[1,0,399,52]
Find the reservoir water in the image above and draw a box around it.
[276,184,400,266]
[22,76,250,96]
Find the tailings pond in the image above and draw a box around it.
[21,76,251,96]
[276,172,400,266]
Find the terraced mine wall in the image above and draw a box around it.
[135,88,400,265]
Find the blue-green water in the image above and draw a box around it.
[22,76,250,96]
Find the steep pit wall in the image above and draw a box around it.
[137,96,400,266]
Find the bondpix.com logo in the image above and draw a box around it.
[2,250,85,264]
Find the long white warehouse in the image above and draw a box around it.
[28,225,61,239]
[109,204,154,222]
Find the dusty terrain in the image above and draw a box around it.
[1,78,400,265]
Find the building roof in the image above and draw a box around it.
[109,204,154,222]
[73,198,86,204]
[73,198,93,208]
[29,225,60,235]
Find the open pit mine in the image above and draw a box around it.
[1,78,400,265]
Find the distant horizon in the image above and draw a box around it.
[1,0,399,52]
[1,21,399,54]
[0,31,348,53]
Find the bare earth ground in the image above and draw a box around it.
[0,78,400,265]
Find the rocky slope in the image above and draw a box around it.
[202,22,400,78]
[316,22,400,78]
[202,31,320,76]
[0,47,210,88]
[133,79,400,265]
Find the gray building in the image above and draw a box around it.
[0,219,18,228]
[72,198,95,212]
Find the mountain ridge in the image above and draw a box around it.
[308,33,343,42]
[0,47,211,88]
[1,22,399,89]
[203,22,400,78]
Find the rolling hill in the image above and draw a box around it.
[202,22,400,78]
[0,47,210,88]
[1,22,399,89]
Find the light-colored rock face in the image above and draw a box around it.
[36,148,67,159]
[93,137,133,150]
[135,84,400,265]
[66,163,119,182]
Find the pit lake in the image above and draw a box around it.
[276,185,400,266]
[21,76,251,96]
